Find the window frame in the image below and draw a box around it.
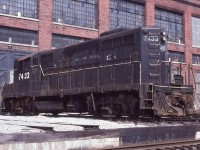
[52,0,98,29]
[155,8,183,44]
[0,0,38,19]
[52,33,88,48]
[192,16,200,47]
[0,26,38,46]
[109,0,144,30]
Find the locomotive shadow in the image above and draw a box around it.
[41,113,95,119]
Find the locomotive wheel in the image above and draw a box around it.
[32,106,39,116]
[94,105,103,117]
[113,104,123,117]
[152,115,161,121]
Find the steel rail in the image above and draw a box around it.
[101,139,200,150]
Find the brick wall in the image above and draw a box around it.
[142,0,200,66]
[0,0,199,87]
[0,0,200,67]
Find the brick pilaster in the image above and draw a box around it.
[38,0,52,51]
[98,0,110,35]
[145,0,155,27]
[184,9,192,64]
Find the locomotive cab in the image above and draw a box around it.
[15,55,31,97]
[2,54,35,114]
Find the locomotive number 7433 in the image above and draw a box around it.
[19,72,30,80]
[144,35,159,42]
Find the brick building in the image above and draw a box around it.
[0,0,200,106]
[0,0,199,64]
[0,0,200,78]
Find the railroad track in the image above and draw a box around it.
[102,139,200,150]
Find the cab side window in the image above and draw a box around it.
[18,59,30,71]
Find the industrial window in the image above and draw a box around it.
[155,8,183,44]
[168,51,184,62]
[192,17,200,47]
[52,0,98,29]
[109,0,144,30]
[0,0,38,18]
[52,34,89,48]
[0,26,38,45]
[192,54,200,65]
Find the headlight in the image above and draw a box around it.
[162,37,166,41]
[162,32,166,36]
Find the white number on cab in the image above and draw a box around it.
[19,72,29,80]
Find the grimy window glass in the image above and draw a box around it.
[168,51,184,62]
[192,54,200,65]
[192,17,200,47]
[0,0,38,18]
[52,34,89,48]
[53,0,97,29]
[155,8,183,43]
[109,0,144,30]
[0,26,38,45]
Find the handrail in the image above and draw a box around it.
[158,60,194,86]
[38,61,140,77]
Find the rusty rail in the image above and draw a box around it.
[102,139,200,150]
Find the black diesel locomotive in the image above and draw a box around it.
[1,27,195,117]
